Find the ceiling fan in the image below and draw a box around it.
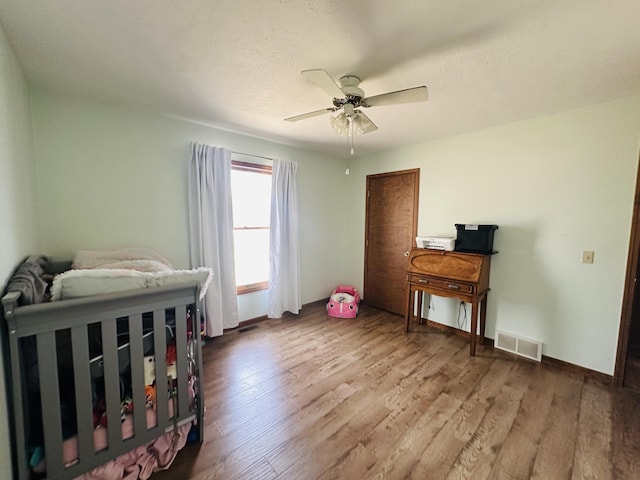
[285,69,429,136]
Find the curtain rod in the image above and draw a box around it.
[231,151,273,161]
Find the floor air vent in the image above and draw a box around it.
[238,324,259,333]
[495,330,542,362]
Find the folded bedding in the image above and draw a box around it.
[49,247,213,302]
[50,267,213,301]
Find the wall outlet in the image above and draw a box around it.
[582,250,594,264]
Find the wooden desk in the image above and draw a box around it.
[405,248,493,356]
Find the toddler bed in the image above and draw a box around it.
[1,249,211,480]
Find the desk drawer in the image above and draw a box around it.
[409,275,474,294]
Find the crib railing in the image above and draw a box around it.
[2,282,203,480]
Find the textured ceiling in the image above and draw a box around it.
[2,0,640,157]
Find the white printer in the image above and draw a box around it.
[415,236,455,251]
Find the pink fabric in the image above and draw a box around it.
[73,423,191,480]
[40,373,196,478]
[53,399,190,480]
[62,408,158,465]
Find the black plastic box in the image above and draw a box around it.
[454,224,498,254]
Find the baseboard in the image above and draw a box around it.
[229,298,328,332]
[423,318,484,341]
[236,315,267,329]
[540,354,613,385]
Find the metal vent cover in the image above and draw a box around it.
[495,329,542,362]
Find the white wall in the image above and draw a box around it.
[0,25,40,475]
[345,96,640,375]
[29,87,349,321]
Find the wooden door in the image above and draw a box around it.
[364,169,419,315]
[615,151,640,390]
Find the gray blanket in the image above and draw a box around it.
[6,257,49,305]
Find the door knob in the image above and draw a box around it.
[403,251,410,256]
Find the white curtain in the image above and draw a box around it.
[188,143,239,336]
[268,158,301,318]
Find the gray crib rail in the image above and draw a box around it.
[2,282,203,480]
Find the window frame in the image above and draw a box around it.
[231,159,272,295]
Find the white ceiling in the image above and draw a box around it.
[2,0,640,158]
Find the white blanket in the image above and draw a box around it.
[51,248,213,301]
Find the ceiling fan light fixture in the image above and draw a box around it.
[330,112,350,136]
[352,112,373,135]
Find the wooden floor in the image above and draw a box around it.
[152,302,640,480]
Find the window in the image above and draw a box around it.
[231,160,272,294]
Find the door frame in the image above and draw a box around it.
[615,151,640,386]
[363,168,420,313]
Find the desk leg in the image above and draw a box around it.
[405,286,413,332]
[480,293,487,345]
[470,299,479,356]
[416,291,424,325]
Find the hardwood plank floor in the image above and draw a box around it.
[152,303,640,480]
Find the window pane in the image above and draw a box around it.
[231,170,271,227]
[234,229,269,286]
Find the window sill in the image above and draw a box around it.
[237,282,268,295]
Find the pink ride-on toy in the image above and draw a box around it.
[326,285,360,318]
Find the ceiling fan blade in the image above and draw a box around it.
[284,107,334,122]
[302,69,344,98]
[353,111,378,134]
[363,86,428,107]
